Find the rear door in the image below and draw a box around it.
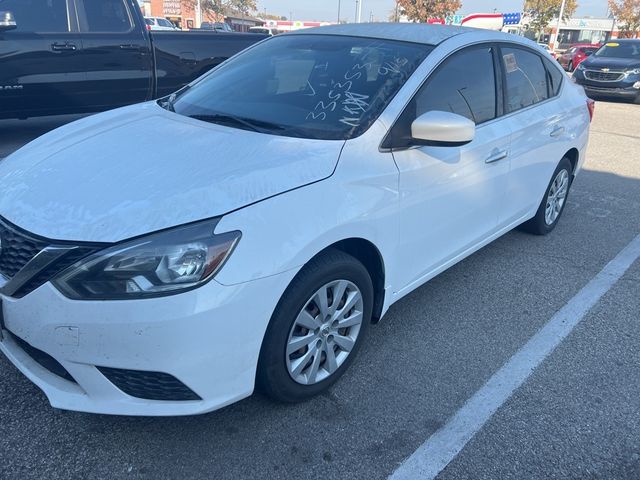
[497,44,568,225]
[0,0,84,118]
[74,0,153,110]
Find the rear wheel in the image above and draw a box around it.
[257,249,373,402]
[520,157,573,235]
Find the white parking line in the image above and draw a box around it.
[390,233,640,480]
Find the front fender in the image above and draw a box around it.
[214,124,400,290]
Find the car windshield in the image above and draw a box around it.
[594,42,640,58]
[171,35,431,140]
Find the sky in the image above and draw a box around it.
[259,0,607,23]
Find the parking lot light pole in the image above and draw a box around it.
[553,0,567,51]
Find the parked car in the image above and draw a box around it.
[0,24,592,416]
[557,43,600,71]
[145,16,179,31]
[200,22,234,33]
[0,0,266,119]
[537,43,557,59]
[573,39,640,104]
[248,26,277,36]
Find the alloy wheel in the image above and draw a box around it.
[545,169,570,225]
[285,280,364,385]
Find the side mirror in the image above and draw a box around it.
[0,11,16,31]
[411,111,475,147]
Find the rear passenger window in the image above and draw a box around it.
[414,46,497,124]
[544,58,564,96]
[79,0,133,32]
[0,0,70,32]
[502,47,549,113]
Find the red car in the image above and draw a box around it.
[558,44,601,72]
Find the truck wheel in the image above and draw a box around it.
[257,249,373,402]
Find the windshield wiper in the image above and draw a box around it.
[188,113,285,134]
[160,86,192,112]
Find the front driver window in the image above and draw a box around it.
[383,45,497,149]
[0,0,69,32]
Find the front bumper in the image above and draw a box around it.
[574,71,640,100]
[0,269,296,416]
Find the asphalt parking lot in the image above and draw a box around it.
[1,100,639,479]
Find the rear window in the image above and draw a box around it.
[0,0,70,32]
[502,46,549,113]
[79,0,133,33]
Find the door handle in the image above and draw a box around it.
[120,44,142,51]
[550,125,565,137]
[51,42,77,51]
[485,148,508,164]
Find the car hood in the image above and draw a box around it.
[0,103,343,242]
[581,56,640,70]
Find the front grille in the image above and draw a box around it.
[0,217,101,298]
[584,70,625,82]
[0,219,48,278]
[12,247,98,298]
[97,367,202,401]
[8,331,76,383]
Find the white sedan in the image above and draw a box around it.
[144,16,179,31]
[0,24,592,416]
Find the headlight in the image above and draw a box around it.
[53,219,240,300]
[626,68,640,75]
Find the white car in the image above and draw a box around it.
[0,24,592,416]
[145,16,179,31]
[248,26,277,36]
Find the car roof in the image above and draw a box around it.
[287,22,515,46]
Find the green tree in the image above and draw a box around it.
[229,0,257,17]
[524,0,578,40]
[186,0,229,18]
[608,0,640,37]
[396,0,462,23]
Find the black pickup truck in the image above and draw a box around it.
[0,0,266,119]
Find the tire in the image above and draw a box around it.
[634,93,640,105]
[520,157,573,235]
[568,61,574,72]
[257,249,373,403]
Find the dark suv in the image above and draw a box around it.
[573,39,640,104]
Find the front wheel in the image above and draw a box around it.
[257,249,373,402]
[568,61,574,72]
[520,157,573,235]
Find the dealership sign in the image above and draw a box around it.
[163,0,181,15]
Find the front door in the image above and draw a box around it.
[0,0,84,118]
[387,45,512,294]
